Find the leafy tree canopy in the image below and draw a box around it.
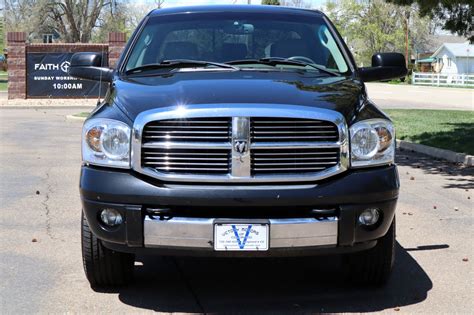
[262,0,281,5]
[386,0,473,42]
[326,0,433,66]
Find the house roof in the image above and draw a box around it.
[417,57,435,63]
[432,42,474,58]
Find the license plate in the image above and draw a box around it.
[214,224,269,251]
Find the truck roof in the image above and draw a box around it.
[148,5,323,18]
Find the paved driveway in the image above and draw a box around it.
[366,83,473,111]
[1,108,472,313]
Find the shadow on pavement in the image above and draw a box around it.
[396,149,474,190]
[108,242,433,313]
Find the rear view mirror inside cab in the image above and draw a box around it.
[224,21,255,35]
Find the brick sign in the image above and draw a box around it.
[26,52,107,97]
[6,32,126,99]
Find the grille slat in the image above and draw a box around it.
[154,167,229,171]
[254,167,327,171]
[147,126,228,129]
[145,130,229,134]
[253,130,337,134]
[252,136,338,140]
[144,135,230,139]
[145,161,228,166]
[255,162,338,166]
[253,125,335,129]
[144,157,228,161]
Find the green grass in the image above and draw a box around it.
[385,109,474,155]
[0,71,7,91]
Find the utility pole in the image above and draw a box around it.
[405,10,410,68]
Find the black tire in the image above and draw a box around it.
[81,211,135,287]
[346,217,396,286]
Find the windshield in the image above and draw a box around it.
[124,12,350,74]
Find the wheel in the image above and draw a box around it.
[346,217,396,286]
[81,211,135,287]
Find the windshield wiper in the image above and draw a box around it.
[226,57,340,76]
[125,59,239,75]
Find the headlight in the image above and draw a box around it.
[82,118,131,168]
[350,119,395,167]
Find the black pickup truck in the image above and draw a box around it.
[70,5,407,288]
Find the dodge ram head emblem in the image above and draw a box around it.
[234,140,248,154]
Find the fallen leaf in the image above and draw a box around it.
[32,238,37,243]
[468,197,471,200]
[35,190,40,195]
[462,258,468,262]
[454,207,459,211]
[394,307,400,311]
[408,212,413,216]
[406,172,409,175]
[410,176,415,180]
[433,206,437,209]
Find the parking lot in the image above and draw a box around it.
[1,107,473,313]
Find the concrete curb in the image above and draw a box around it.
[65,115,87,122]
[397,140,473,166]
[1,105,95,110]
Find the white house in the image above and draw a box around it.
[431,42,474,74]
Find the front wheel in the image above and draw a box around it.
[81,212,135,287]
[346,217,396,286]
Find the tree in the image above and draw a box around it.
[262,0,281,5]
[41,0,110,43]
[93,0,127,42]
[0,18,4,54]
[5,0,119,43]
[325,0,433,66]
[386,0,474,42]
[281,0,312,8]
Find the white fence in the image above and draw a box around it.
[412,72,474,87]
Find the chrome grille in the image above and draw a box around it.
[133,105,349,183]
[142,148,230,174]
[251,118,339,142]
[251,148,340,174]
[143,118,231,143]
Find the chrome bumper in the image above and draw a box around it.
[144,216,338,249]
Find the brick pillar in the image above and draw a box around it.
[108,32,126,69]
[7,32,27,99]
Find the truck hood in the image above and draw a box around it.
[109,71,365,122]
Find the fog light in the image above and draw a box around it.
[100,209,123,227]
[359,208,380,226]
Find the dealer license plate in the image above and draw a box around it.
[214,224,269,251]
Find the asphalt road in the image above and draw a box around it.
[1,108,473,313]
[366,83,473,111]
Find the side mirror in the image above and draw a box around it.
[359,53,407,82]
[68,52,113,82]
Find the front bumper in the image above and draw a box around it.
[80,165,399,256]
[144,216,338,249]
